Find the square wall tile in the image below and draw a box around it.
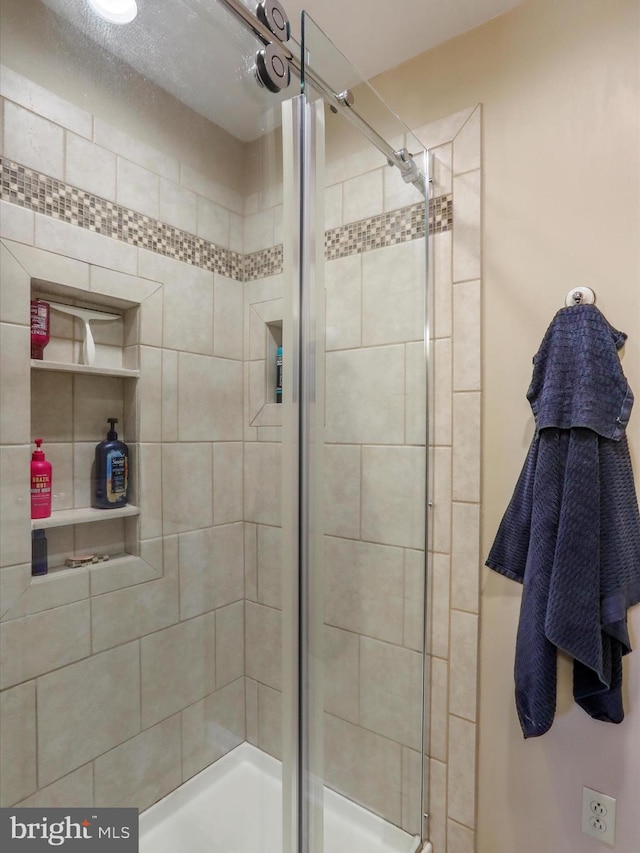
[325,346,405,445]
[179,522,244,620]
[178,353,243,441]
[158,262,214,356]
[37,642,140,787]
[361,446,426,549]
[362,241,425,346]
[4,101,64,179]
[324,537,404,645]
[140,612,216,728]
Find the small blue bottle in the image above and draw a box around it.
[93,418,129,509]
[276,345,283,403]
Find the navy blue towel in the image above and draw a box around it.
[487,304,640,737]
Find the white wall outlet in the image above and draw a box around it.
[582,787,616,846]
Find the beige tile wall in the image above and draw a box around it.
[320,142,428,837]
[415,106,482,852]
[0,69,247,810]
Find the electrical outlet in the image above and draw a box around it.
[582,787,616,846]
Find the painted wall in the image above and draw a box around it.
[371,0,640,851]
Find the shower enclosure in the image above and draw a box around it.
[0,1,438,851]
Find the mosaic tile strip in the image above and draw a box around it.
[0,158,452,280]
[325,195,452,262]
[0,158,245,280]
[244,244,284,282]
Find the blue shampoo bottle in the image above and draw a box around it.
[93,417,129,509]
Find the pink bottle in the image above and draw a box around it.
[31,438,52,519]
[30,299,50,360]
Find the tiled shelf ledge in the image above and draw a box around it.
[30,552,136,582]
[32,504,140,530]
[31,359,140,379]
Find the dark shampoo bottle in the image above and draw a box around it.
[93,418,129,509]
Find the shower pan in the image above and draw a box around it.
[0,1,433,852]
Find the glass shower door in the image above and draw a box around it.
[290,12,431,853]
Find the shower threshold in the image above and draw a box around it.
[139,742,420,853]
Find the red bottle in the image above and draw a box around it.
[31,438,52,519]
[30,299,50,359]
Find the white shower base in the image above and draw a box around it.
[140,742,420,853]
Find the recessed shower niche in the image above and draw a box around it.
[0,239,164,616]
[248,297,284,426]
[30,280,139,575]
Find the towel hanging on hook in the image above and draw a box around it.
[565,285,596,306]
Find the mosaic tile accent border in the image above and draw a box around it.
[325,195,452,262]
[0,158,453,281]
[0,158,245,279]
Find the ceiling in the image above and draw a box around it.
[40,0,524,140]
[285,0,524,80]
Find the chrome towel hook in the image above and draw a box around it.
[565,286,596,307]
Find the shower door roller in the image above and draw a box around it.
[255,42,291,92]
[256,0,290,42]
